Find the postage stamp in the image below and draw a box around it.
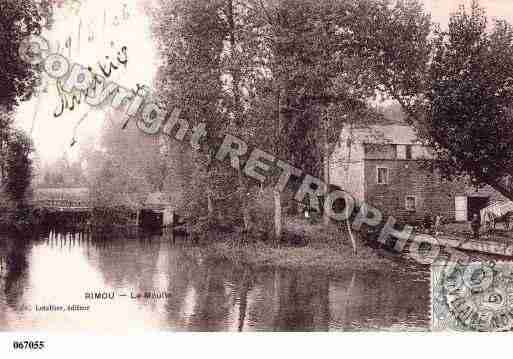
[432,260,513,332]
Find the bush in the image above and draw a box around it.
[90,206,134,227]
[0,194,41,231]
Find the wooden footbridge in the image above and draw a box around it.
[36,199,92,212]
[34,188,179,228]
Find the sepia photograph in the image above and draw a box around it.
[1,0,513,355]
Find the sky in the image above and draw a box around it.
[425,0,513,27]
[13,0,513,165]
[15,0,157,165]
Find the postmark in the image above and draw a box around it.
[432,260,513,331]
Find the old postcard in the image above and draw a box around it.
[1,0,513,355]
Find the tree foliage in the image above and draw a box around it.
[426,0,513,198]
[4,130,34,203]
[0,0,52,213]
[148,0,434,236]
[0,0,50,111]
[82,110,164,209]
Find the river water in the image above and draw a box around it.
[0,229,430,332]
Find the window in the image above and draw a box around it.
[405,196,416,211]
[406,145,413,160]
[377,167,389,185]
[396,145,406,159]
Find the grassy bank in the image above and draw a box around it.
[191,218,405,273]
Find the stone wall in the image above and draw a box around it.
[363,160,466,224]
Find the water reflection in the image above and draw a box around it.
[0,238,30,310]
[0,229,430,331]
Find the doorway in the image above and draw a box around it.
[467,197,489,221]
[139,209,163,229]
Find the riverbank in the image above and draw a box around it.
[0,203,43,234]
[190,218,409,273]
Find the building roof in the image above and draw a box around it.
[35,187,90,201]
[351,125,419,145]
[145,192,170,207]
[122,192,148,208]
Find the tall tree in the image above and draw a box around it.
[83,110,162,210]
[0,0,52,208]
[347,0,432,120]
[151,0,433,245]
[255,0,424,245]
[426,1,513,199]
[0,0,47,111]
[153,0,260,230]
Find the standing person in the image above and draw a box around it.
[434,214,443,237]
[303,204,310,220]
[471,214,481,241]
[423,213,433,234]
